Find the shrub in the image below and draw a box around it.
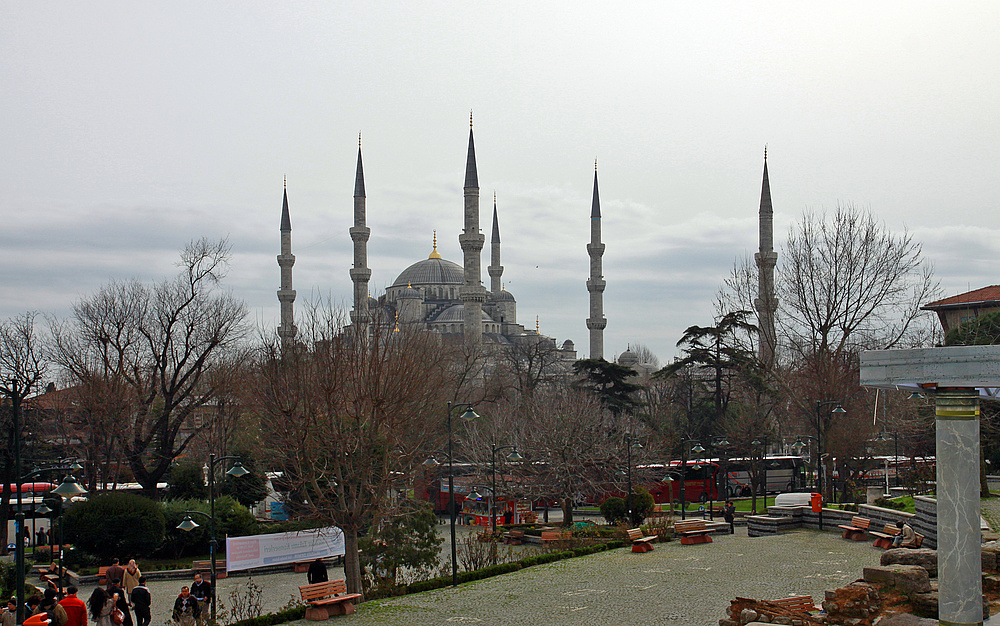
[63,493,165,561]
[158,497,257,558]
[630,488,654,525]
[874,497,907,511]
[599,497,627,525]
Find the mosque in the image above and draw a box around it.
[274,118,777,373]
[275,118,605,362]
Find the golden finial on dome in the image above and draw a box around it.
[470,110,473,129]
[284,175,286,189]
[595,158,598,172]
[429,230,442,259]
[536,315,540,333]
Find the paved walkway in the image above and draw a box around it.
[281,528,881,626]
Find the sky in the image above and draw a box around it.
[2,2,998,364]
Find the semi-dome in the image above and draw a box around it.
[433,304,495,324]
[493,289,516,302]
[392,257,464,288]
[618,347,639,366]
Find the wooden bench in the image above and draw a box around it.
[673,519,712,545]
[837,516,871,541]
[768,595,819,614]
[298,580,363,620]
[648,504,669,518]
[192,560,228,579]
[626,528,657,553]
[539,530,570,546]
[870,524,900,549]
[504,529,526,545]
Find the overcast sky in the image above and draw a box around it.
[2,2,998,364]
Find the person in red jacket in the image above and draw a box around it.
[58,586,87,626]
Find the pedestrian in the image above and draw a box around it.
[58,586,87,626]
[130,577,151,626]
[106,580,132,626]
[3,599,17,626]
[189,573,211,623]
[306,558,328,585]
[171,587,199,626]
[723,500,736,534]
[36,528,48,549]
[123,560,142,596]
[892,520,917,548]
[105,559,124,589]
[39,589,69,626]
[88,588,117,626]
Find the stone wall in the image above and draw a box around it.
[746,498,937,547]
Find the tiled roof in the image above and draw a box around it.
[923,285,1000,309]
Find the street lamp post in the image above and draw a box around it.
[678,439,700,520]
[751,437,769,511]
[8,377,26,626]
[874,430,901,488]
[50,475,88,597]
[489,444,521,535]
[810,401,845,530]
[705,438,728,519]
[178,455,249,622]
[432,401,479,588]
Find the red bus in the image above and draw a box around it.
[645,461,720,504]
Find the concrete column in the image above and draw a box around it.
[935,387,982,626]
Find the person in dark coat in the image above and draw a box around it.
[107,580,132,626]
[723,501,736,534]
[130,577,151,626]
[306,559,328,585]
[171,587,199,626]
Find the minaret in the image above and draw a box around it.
[459,114,485,344]
[754,148,778,367]
[586,161,607,360]
[349,135,372,333]
[276,178,297,348]
[488,192,503,294]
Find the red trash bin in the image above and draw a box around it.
[810,492,822,513]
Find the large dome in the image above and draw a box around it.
[392,257,464,288]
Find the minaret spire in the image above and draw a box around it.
[459,115,486,344]
[755,148,778,367]
[488,192,503,294]
[586,162,607,360]
[350,137,372,333]
[277,180,297,348]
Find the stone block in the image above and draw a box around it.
[982,544,1000,573]
[909,590,937,619]
[739,608,759,623]
[875,614,939,626]
[880,548,937,577]
[892,565,931,594]
[984,573,1000,591]
[863,565,896,585]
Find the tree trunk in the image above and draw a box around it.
[343,529,364,600]
[561,498,573,526]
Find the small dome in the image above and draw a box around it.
[392,257,464,288]
[432,304,495,324]
[561,340,575,350]
[399,286,421,299]
[494,289,515,302]
[618,347,639,366]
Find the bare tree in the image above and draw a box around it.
[50,238,249,496]
[514,388,626,524]
[499,336,565,397]
[250,303,450,597]
[780,205,939,357]
[0,312,47,555]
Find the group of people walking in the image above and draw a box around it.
[86,559,149,626]
[4,557,213,626]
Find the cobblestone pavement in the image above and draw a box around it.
[278,529,881,626]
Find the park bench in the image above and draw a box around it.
[539,530,571,547]
[673,519,713,545]
[626,528,657,552]
[870,524,900,549]
[504,529,526,545]
[192,560,228,579]
[298,580,363,620]
[648,504,668,518]
[767,595,819,614]
[837,516,871,541]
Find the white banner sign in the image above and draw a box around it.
[225,527,345,572]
